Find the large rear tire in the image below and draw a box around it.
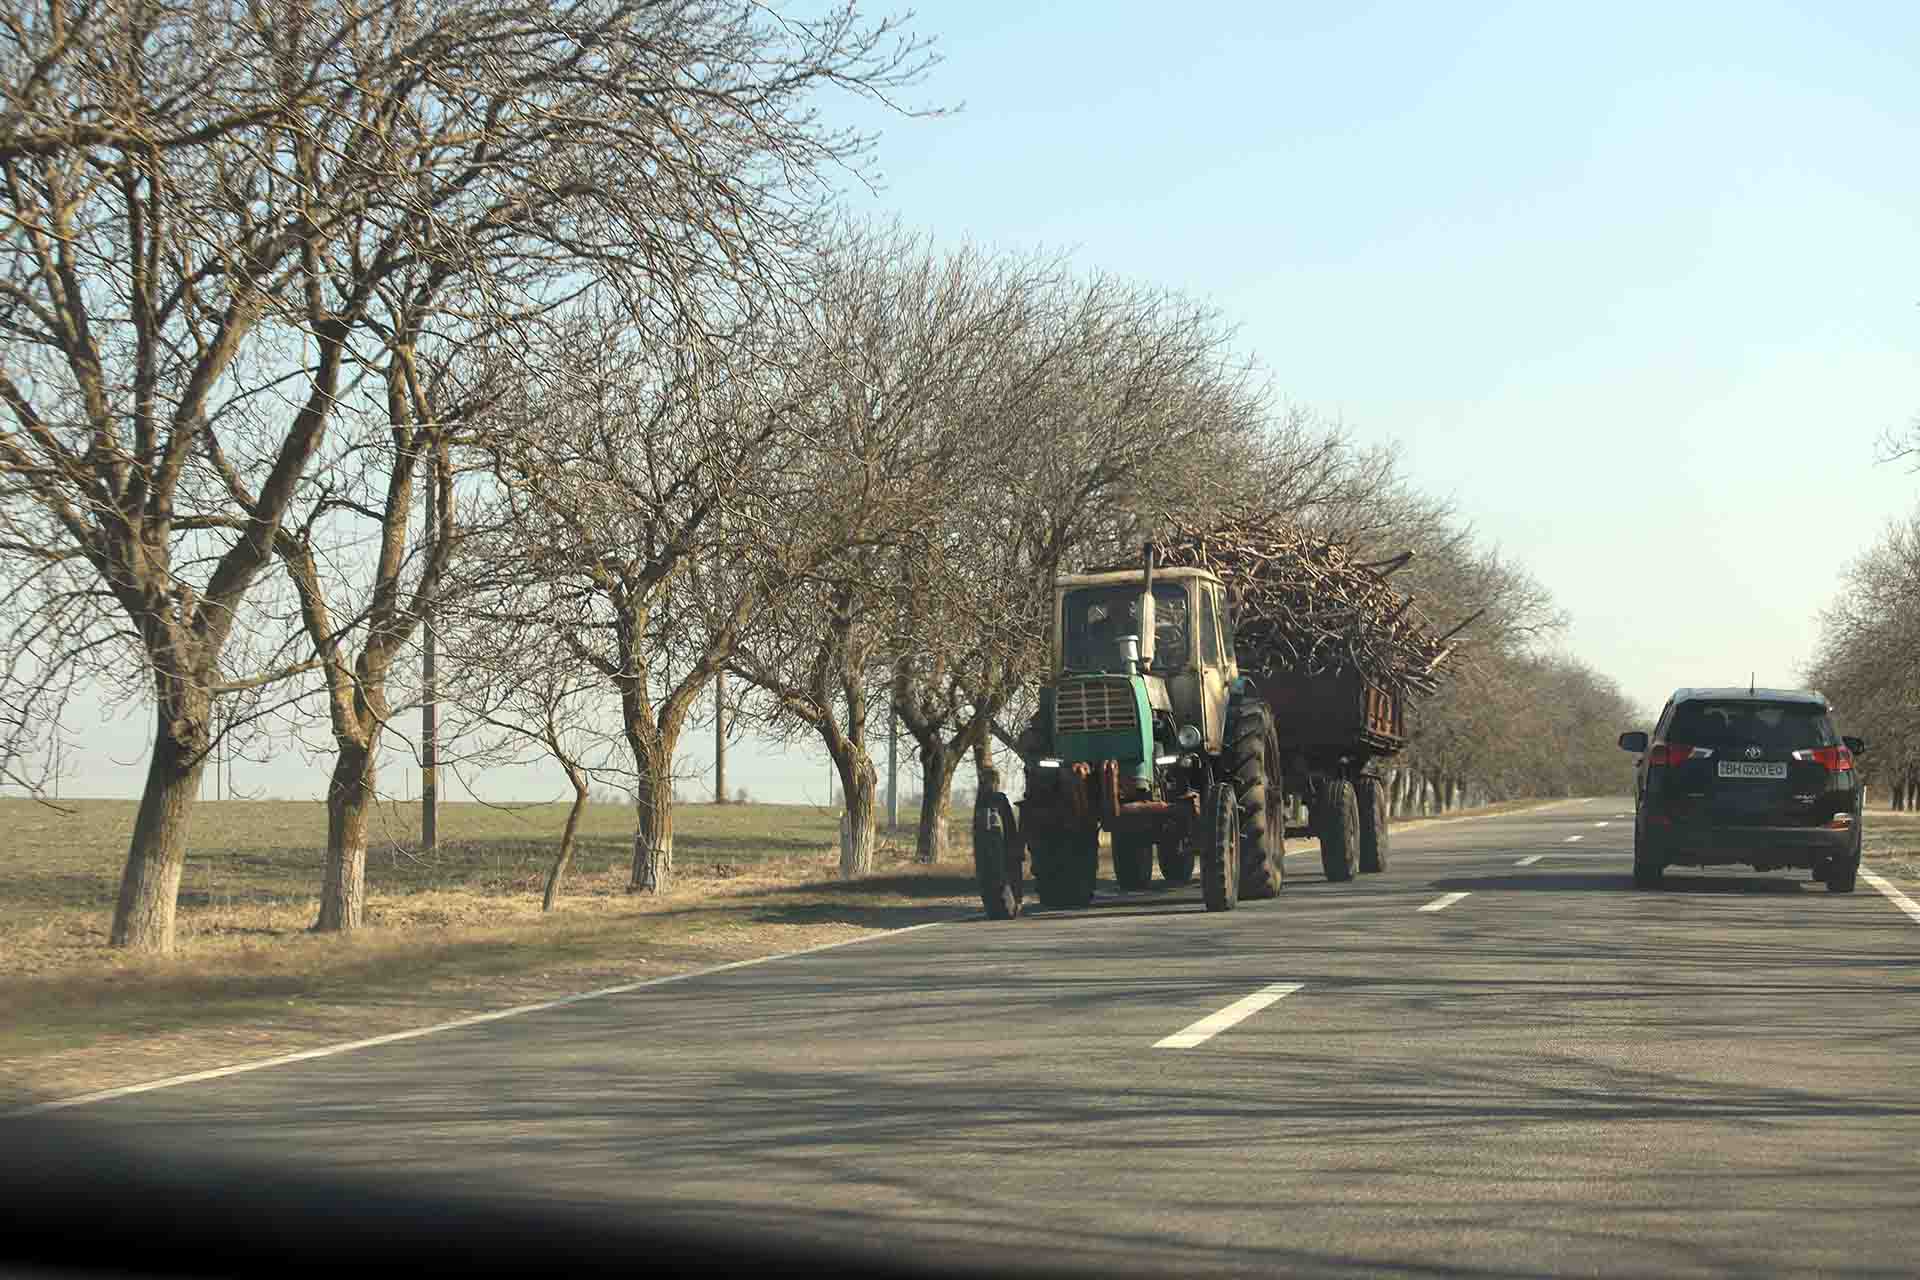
[1632,814,1663,889]
[1201,782,1240,912]
[1318,777,1360,883]
[1033,830,1098,910]
[1827,828,1860,893]
[1112,834,1155,890]
[1157,838,1196,886]
[1227,697,1283,900]
[1356,775,1390,874]
[972,793,1023,919]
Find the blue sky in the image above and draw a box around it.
[838,0,1920,705]
[41,0,1920,802]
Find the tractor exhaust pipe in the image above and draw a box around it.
[1139,542,1156,675]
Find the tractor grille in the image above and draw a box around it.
[1055,677,1138,736]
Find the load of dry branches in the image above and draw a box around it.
[1156,515,1476,698]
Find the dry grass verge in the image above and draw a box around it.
[1862,808,1920,885]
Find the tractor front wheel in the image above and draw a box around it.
[1033,830,1098,911]
[1201,782,1240,912]
[972,793,1023,919]
[1112,834,1155,890]
[1157,838,1196,886]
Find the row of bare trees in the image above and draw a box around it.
[1805,510,1920,807]
[0,0,1630,957]
[0,0,942,950]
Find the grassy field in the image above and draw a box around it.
[0,797,979,1107]
[1862,807,1920,881]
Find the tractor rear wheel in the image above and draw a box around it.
[1201,782,1240,912]
[1356,775,1390,874]
[972,793,1023,919]
[1112,834,1155,890]
[1318,777,1360,882]
[1227,696,1283,900]
[1033,830,1098,910]
[1157,838,1195,886]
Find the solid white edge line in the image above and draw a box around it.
[1417,891,1470,913]
[1153,982,1304,1049]
[5,918,960,1121]
[1861,869,1920,926]
[1515,855,1543,866]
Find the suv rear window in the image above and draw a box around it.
[1667,701,1836,750]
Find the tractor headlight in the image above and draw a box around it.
[1036,758,1062,769]
[1176,724,1202,751]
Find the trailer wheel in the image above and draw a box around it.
[972,793,1023,919]
[1356,775,1390,874]
[1112,834,1155,890]
[1033,830,1098,910]
[1157,838,1195,886]
[1226,696,1283,900]
[1317,777,1360,882]
[1201,782,1240,912]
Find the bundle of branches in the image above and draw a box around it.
[1156,516,1475,698]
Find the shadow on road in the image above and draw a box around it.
[1430,870,1824,895]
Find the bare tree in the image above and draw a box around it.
[465,302,835,895]
[0,0,940,950]
[888,267,1276,855]
[438,619,626,911]
[728,229,1070,876]
[1807,510,1920,807]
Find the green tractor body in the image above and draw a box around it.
[973,548,1285,917]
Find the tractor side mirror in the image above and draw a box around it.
[1618,731,1648,753]
[1843,735,1866,756]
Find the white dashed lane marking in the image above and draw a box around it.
[1515,855,1543,866]
[1418,892,1471,913]
[1862,870,1920,926]
[1154,982,1305,1049]
[1564,835,1584,843]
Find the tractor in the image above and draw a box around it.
[973,545,1285,915]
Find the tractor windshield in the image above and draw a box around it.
[1060,583,1190,673]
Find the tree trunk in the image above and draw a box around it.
[109,713,210,953]
[838,756,878,879]
[315,735,377,932]
[544,767,589,912]
[914,742,961,863]
[631,771,674,894]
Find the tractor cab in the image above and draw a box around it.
[1051,564,1238,756]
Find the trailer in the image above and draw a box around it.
[1250,667,1405,879]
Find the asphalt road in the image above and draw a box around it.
[11,799,1920,1278]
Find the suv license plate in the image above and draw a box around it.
[1718,761,1787,780]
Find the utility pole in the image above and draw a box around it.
[886,702,898,832]
[714,670,727,804]
[421,447,439,853]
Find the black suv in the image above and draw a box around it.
[1620,688,1865,892]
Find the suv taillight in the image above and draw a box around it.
[1650,743,1713,767]
[1791,746,1853,772]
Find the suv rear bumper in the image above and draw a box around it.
[1646,822,1856,869]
